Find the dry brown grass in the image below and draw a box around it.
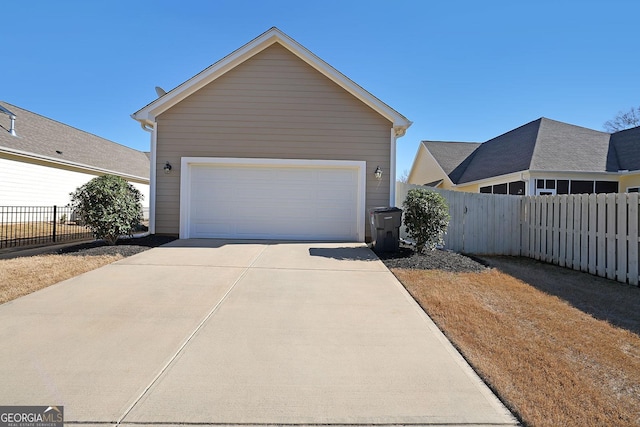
[393,264,640,427]
[0,254,123,304]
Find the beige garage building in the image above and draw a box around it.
[132,27,411,241]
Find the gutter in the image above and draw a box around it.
[0,146,150,183]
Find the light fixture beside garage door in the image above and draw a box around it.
[374,166,383,180]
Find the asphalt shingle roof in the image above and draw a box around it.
[529,118,613,173]
[610,126,640,172]
[426,118,640,185]
[422,141,480,183]
[457,119,542,184]
[0,101,149,180]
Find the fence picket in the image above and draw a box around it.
[588,194,597,275]
[617,193,628,282]
[558,196,566,266]
[628,193,639,285]
[606,193,617,280]
[566,197,574,267]
[596,194,606,277]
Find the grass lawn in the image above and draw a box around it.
[0,254,123,304]
[393,257,640,427]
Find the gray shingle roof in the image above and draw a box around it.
[423,118,640,185]
[422,141,480,183]
[0,101,149,180]
[457,119,542,184]
[610,126,640,172]
[529,118,613,173]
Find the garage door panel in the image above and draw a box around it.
[186,161,361,241]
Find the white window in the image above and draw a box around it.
[627,186,640,193]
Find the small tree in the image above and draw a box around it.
[402,188,450,253]
[70,175,143,245]
[603,106,640,132]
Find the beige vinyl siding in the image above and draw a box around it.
[155,43,392,237]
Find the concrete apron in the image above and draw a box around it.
[0,240,517,426]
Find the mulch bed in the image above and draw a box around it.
[376,244,488,273]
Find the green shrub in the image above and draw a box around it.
[70,175,143,245]
[402,188,450,253]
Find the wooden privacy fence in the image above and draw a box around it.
[522,193,639,285]
[396,183,640,285]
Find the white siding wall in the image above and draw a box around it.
[0,157,149,210]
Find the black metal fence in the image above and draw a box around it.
[0,206,94,250]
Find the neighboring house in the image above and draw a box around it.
[408,117,640,196]
[0,101,150,211]
[132,27,411,241]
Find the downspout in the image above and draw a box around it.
[138,119,157,235]
[390,128,397,206]
[390,125,408,206]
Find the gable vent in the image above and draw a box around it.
[0,104,17,136]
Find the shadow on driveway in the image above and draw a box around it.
[308,246,379,261]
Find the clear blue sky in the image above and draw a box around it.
[4,0,639,177]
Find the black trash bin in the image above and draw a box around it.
[369,207,402,252]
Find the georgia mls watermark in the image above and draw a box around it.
[0,406,63,427]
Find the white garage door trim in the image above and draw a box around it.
[179,157,366,241]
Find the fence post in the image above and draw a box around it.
[52,205,57,243]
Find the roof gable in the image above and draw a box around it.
[0,101,149,180]
[530,118,613,172]
[457,119,542,183]
[423,141,481,184]
[132,27,411,134]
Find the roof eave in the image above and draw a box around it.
[132,28,411,130]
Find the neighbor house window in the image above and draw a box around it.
[570,180,594,194]
[508,181,525,195]
[627,187,639,193]
[479,180,525,195]
[493,183,507,194]
[557,180,569,194]
[535,179,556,195]
[536,179,619,195]
[595,181,618,194]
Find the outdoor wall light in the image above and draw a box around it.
[374,166,383,180]
[163,162,172,174]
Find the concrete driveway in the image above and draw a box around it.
[0,240,517,426]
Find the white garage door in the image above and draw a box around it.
[181,158,365,241]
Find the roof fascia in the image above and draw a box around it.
[528,169,633,176]
[132,28,411,132]
[0,146,149,183]
[456,171,528,187]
